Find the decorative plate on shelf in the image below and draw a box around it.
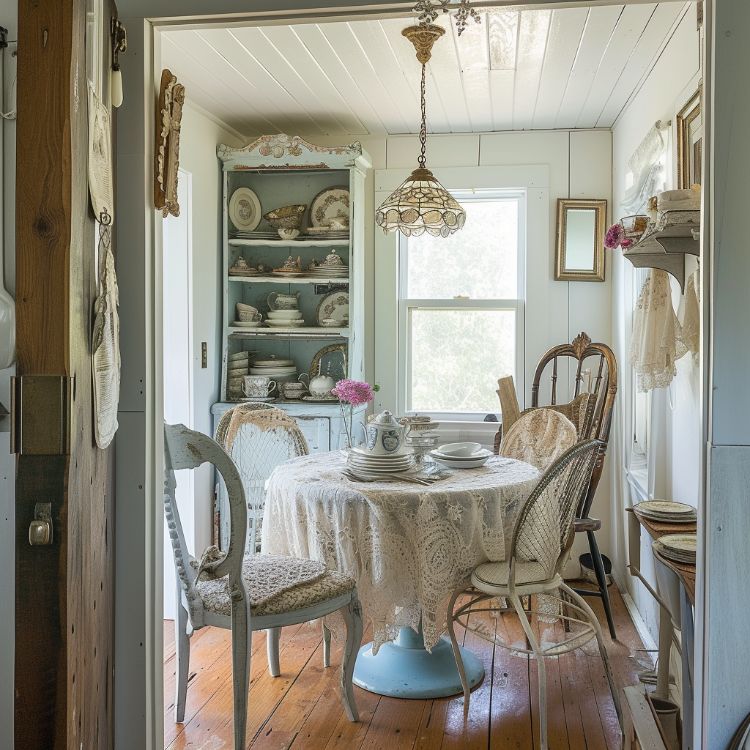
[229,187,262,232]
[310,186,350,227]
[316,291,349,325]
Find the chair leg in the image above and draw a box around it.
[230,596,251,750]
[587,530,617,639]
[560,583,623,733]
[446,589,471,716]
[266,627,281,677]
[340,592,363,722]
[511,594,547,750]
[323,622,332,668]
[174,589,191,724]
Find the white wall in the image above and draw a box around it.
[174,103,242,561]
[611,3,701,639]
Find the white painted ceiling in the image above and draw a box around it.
[162,2,690,138]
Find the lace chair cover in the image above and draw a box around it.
[499,408,578,471]
[511,439,601,581]
[216,405,309,553]
[630,269,687,391]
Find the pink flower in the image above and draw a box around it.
[604,223,625,250]
[332,379,375,406]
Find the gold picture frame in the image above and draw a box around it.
[677,87,702,189]
[154,69,185,217]
[555,199,607,282]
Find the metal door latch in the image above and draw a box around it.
[29,502,53,546]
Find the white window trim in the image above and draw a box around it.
[374,165,549,425]
[396,190,526,421]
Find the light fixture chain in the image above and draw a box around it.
[419,61,427,168]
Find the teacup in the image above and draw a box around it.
[236,302,260,322]
[243,375,276,399]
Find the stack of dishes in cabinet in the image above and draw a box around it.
[309,250,348,279]
[249,357,297,395]
[227,351,254,400]
[430,442,493,469]
[229,257,261,277]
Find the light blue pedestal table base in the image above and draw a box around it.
[353,624,485,699]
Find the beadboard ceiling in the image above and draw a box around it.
[161,2,690,138]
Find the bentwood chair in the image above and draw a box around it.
[164,423,362,750]
[216,404,309,553]
[497,332,618,637]
[446,439,622,750]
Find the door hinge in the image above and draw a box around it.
[10,375,73,455]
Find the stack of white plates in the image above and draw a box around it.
[430,442,493,469]
[305,227,349,239]
[635,500,697,523]
[654,533,697,565]
[310,264,349,278]
[347,446,415,475]
[227,351,253,399]
[233,231,280,240]
[249,358,298,391]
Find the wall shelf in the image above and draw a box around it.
[227,326,349,338]
[622,211,700,290]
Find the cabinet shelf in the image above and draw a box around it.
[228,276,349,285]
[229,238,349,248]
[622,211,700,291]
[228,326,349,338]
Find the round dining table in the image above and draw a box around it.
[262,451,540,699]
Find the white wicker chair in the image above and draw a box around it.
[215,404,309,553]
[164,423,362,750]
[498,407,578,471]
[446,439,621,750]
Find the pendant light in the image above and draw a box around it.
[375,24,466,237]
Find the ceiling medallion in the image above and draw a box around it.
[375,21,467,237]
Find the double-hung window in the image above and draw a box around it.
[397,191,525,421]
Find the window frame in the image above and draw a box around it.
[396,190,527,421]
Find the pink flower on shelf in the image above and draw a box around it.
[604,223,626,250]
[332,379,375,407]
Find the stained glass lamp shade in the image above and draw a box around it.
[375,24,466,237]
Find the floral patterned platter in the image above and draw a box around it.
[310,186,350,227]
[316,291,349,326]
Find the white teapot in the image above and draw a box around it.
[361,410,405,455]
[298,371,335,398]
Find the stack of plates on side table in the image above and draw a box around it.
[347,446,415,476]
[430,442,492,469]
[653,533,697,565]
[635,500,697,523]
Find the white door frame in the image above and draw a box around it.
[114,2,718,748]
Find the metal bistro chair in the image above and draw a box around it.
[500,332,618,637]
[164,423,362,750]
[216,403,309,554]
[446,439,622,750]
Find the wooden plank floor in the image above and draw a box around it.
[164,585,649,749]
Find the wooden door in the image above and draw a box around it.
[14,0,116,746]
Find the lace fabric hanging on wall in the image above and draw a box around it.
[679,268,700,358]
[622,123,667,214]
[630,269,687,392]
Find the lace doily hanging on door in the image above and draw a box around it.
[680,268,700,358]
[630,269,687,392]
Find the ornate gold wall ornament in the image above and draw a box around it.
[154,69,185,218]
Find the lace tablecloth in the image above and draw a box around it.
[262,452,540,651]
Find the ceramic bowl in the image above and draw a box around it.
[278,228,301,240]
[263,204,306,230]
[437,442,482,457]
[267,310,302,320]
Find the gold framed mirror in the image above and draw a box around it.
[555,199,607,282]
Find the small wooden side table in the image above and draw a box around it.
[627,507,697,750]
